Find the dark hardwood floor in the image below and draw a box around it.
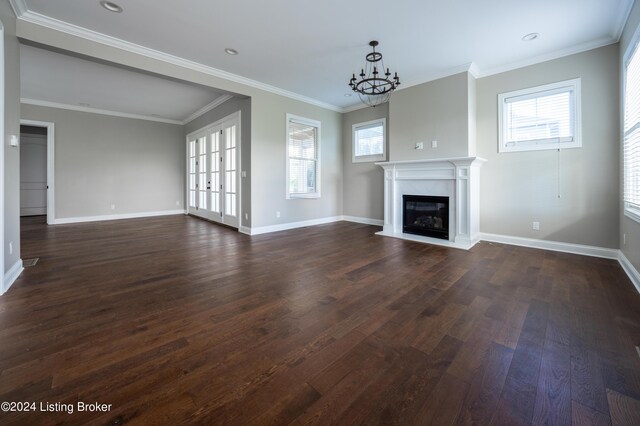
[1,215,639,425]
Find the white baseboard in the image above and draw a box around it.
[618,251,640,294]
[479,232,619,259]
[341,215,384,226]
[53,210,186,224]
[239,225,252,235]
[2,259,24,295]
[247,216,342,235]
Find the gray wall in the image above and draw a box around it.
[620,0,640,272]
[21,104,185,219]
[342,103,388,221]
[15,21,343,231]
[251,92,342,228]
[2,0,20,274]
[389,72,473,161]
[184,96,252,228]
[477,44,620,248]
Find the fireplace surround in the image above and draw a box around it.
[376,157,486,249]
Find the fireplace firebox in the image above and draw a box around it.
[402,195,449,240]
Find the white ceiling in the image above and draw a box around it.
[12,0,635,111]
[20,44,229,123]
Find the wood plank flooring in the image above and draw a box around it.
[1,215,639,425]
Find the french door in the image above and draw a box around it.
[187,112,240,228]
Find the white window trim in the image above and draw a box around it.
[286,114,321,199]
[498,78,582,153]
[623,25,640,224]
[352,118,387,163]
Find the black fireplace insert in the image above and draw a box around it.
[403,195,449,240]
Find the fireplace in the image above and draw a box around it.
[403,195,449,240]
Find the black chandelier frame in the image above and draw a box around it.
[348,41,400,107]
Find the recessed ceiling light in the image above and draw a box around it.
[522,33,540,42]
[224,48,239,55]
[344,93,352,97]
[100,1,123,13]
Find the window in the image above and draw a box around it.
[498,78,581,153]
[352,118,386,162]
[286,114,320,198]
[624,39,640,222]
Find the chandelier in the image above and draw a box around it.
[348,41,400,107]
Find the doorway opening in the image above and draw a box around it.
[19,120,55,225]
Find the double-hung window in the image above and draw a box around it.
[352,118,386,162]
[286,114,321,199]
[624,39,640,222]
[498,78,581,153]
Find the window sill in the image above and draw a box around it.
[353,155,386,164]
[625,205,640,224]
[288,193,321,200]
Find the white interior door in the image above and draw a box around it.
[186,112,240,228]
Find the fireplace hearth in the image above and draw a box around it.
[403,195,449,240]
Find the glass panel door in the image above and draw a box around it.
[188,138,197,210]
[210,130,221,215]
[224,124,238,225]
[186,111,240,227]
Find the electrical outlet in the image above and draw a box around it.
[241,171,247,178]
[110,204,116,210]
[431,140,438,148]
[176,201,180,206]
[415,142,424,150]
[623,233,627,245]
[532,221,540,231]
[9,242,12,255]
[245,213,249,220]
[276,211,281,218]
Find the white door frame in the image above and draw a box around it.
[185,110,241,229]
[20,120,55,225]
[1,22,5,294]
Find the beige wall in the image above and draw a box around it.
[21,104,185,219]
[389,72,473,161]
[477,44,620,248]
[2,0,20,275]
[342,103,388,221]
[620,0,640,273]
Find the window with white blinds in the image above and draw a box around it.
[624,41,640,222]
[352,118,386,163]
[286,114,321,199]
[498,79,581,153]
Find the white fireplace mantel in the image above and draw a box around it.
[376,157,487,250]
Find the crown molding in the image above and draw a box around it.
[181,95,233,125]
[21,98,185,125]
[614,0,635,41]
[8,0,27,17]
[341,62,479,112]
[15,10,344,113]
[475,36,617,78]
[12,0,629,115]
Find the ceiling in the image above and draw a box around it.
[11,0,635,112]
[20,44,230,124]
